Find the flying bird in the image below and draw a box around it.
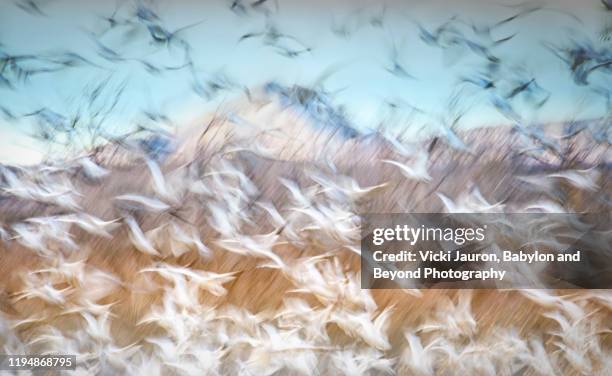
[124,215,160,256]
[380,151,431,182]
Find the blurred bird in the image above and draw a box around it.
[75,156,110,179]
[401,331,436,376]
[140,263,237,297]
[145,20,205,51]
[309,172,389,202]
[56,213,120,238]
[437,187,504,213]
[115,194,170,212]
[381,151,431,182]
[83,30,126,62]
[15,0,55,16]
[228,0,248,15]
[134,1,160,23]
[93,0,131,36]
[124,215,160,256]
[274,45,312,58]
[546,168,601,191]
[239,17,307,51]
[384,39,416,79]
[217,232,285,269]
[13,276,71,306]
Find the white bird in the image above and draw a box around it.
[1,166,81,209]
[207,201,238,237]
[61,299,117,317]
[520,290,584,322]
[138,292,190,331]
[31,257,86,284]
[0,225,8,242]
[145,336,185,365]
[468,187,505,212]
[115,194,170,212]
[98,342,142,371]
[222,142,277,159]
[13,280,71,306]
[10,223,48,253]
[76,156,109,179]
[13,217,78,252]
[205,159,258,197]
[546,168,600,192]
[274,298,332,342]
[80,311,113,343]
[330,307,393,351]
[437,193,463,213]
[381,151,431,182]
[145,158,176,201]
[256,201,287,229]
[553,341,592,375]
[140,263,237,297]
[79,268,124,302]
[309,172,389,202]
[125,353,163,376]
[419,291,476,339]
[167,222,211,258]
[522,200,567,213]
[331,347,395,376]
[279,178,313,208]
[379,129,418,156]
[526,338,557,376]
[124,216,160,256]
[439,124,472,153]
[56,213,120,238]
[216,232,285,269]
[437,188,504,213]
[400,331,435,376]
[294,204,359,245]
[25,326,68,347]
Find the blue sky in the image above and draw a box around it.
[0,0,610,164]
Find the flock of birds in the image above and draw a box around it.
[0,112,608,375]
[0,0,611,375]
